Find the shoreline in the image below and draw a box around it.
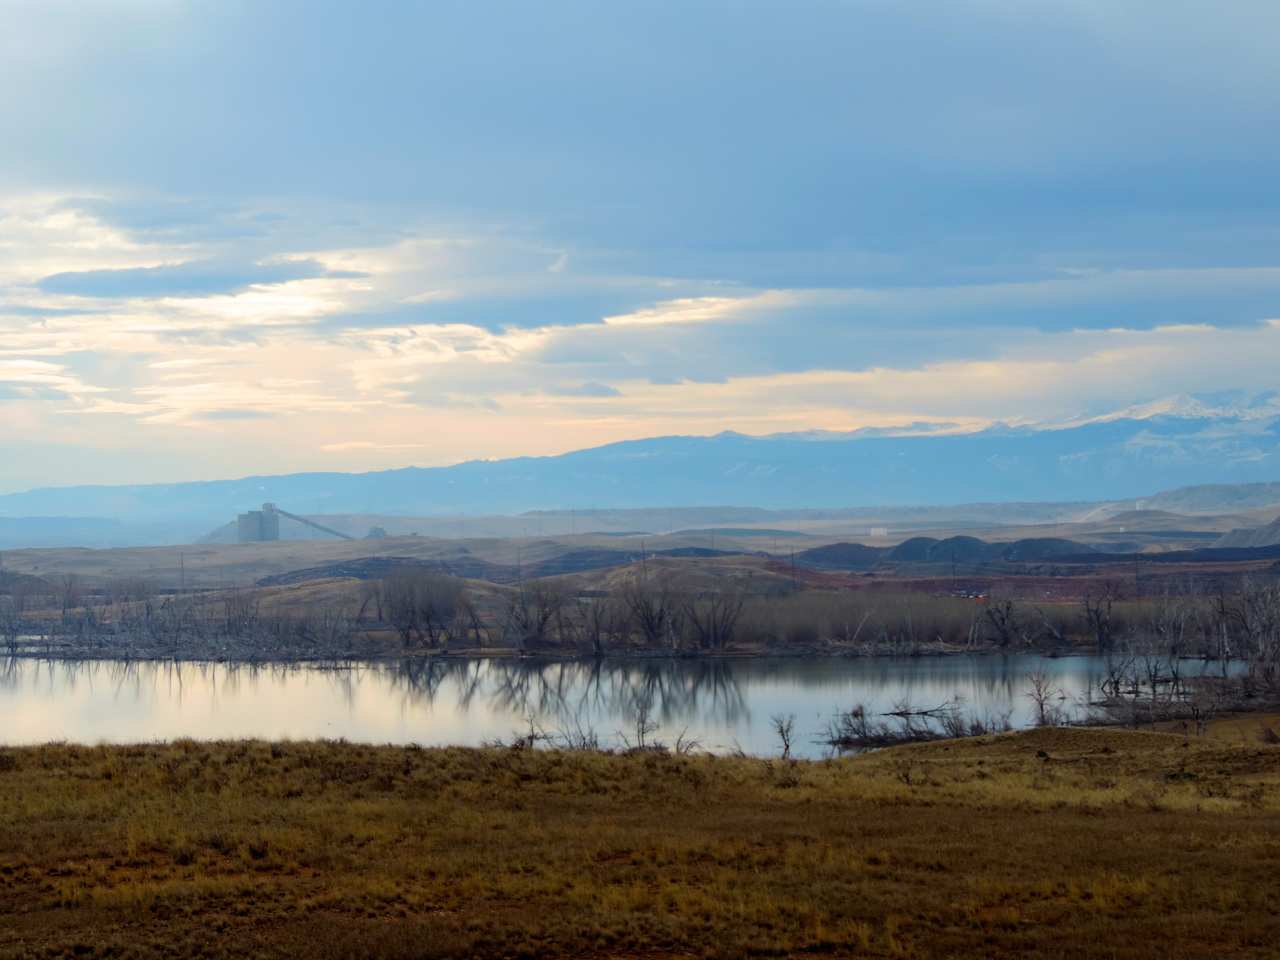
[3,640,1104,666]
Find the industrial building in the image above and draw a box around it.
[236,503,352,543]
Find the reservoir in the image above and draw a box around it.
[0,654,1226,757]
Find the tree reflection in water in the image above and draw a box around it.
[373,658,749,733]
[2,654,1230,755]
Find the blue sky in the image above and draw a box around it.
[2,1,1280,491]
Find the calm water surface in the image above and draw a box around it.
[0,655,1223,757]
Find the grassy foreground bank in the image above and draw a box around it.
[2,726,1279,959]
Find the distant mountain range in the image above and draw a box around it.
[2,392,1280,548]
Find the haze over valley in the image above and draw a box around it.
[4,391,1280,548]
[4,4,1280,958]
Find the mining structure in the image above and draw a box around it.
[236,503,353,543]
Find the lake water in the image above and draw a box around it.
[0,655,1226,757]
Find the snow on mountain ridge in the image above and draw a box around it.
[745,393,1280,445]
[1042,392,1280,432]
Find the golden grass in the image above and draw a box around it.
[1,728,1278,958]
[1155,711,1280,746]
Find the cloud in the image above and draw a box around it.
[0,303,91,318]
[5,2,1279,271]
[55,196,275,243]
[189,409,276,421]
[1,1,1280,490]
[37,258,364,299]
[548,381,622,398]
[0,358,103,398]
[320,441,428,453]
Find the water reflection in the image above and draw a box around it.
[0,654,1228,757]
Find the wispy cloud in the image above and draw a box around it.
[547,381,623,398]
[320,440,429,453]
[37,258,363,298]
[1,1,1280,489]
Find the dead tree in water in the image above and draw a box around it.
[1025,670,1061,726]
[1215,579,1280,688]
[771,713,796,760]
[0,594,26,655]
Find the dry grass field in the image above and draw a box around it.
[0,536,478,590]
[2,726,1278,958]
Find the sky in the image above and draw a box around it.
[3,0,1280,493]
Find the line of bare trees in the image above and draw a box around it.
[491,572,751,654]
[0,577,366,658]
[272,568,749,656]
[3,562,1280,676]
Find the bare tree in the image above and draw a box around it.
[1082,581,1121,651]
[384,569,467,648]
[502,580,566,650]
[1033,607,1066,648]
[222,588,261,638]
[453,592,490,649]
[982,596,1023,648]
[383,572,419,646]
[1219,578,1280,689]
[0,592,26,655]
[419,576,464,648]
[58,574,83,619]
[356,579,385,624]
[771,712,796,760]
[1025,670,1061,726]
[619,696,660,751]
[566,595,629,656]
[298,602,358,649]
[684,583,748,651]
[1148,588,1195,655]
[621,575,676,648]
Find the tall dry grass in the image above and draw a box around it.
[1,728,1278,958]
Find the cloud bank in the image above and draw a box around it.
[1,3,1280,492]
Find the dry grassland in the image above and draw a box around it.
[1,726,1278,958]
